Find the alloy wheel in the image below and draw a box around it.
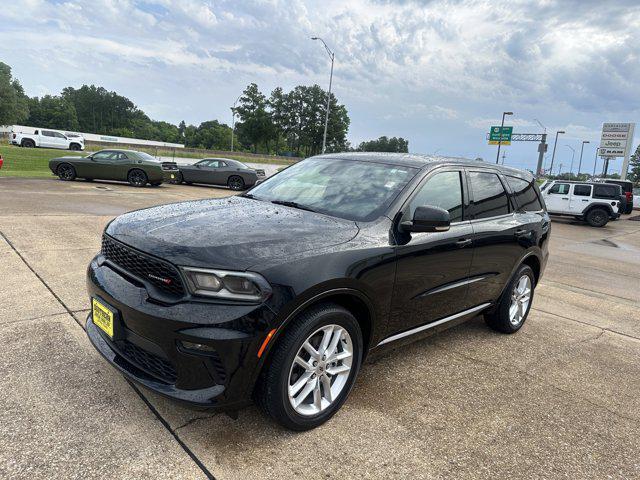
[287,324,353,416]
[509,275,531,326]
[58,165,74,180]
[129,170,147,186]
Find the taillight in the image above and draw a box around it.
[625,192,632,200]
[12,133,16,139]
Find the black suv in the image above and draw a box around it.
[86,153,550,430]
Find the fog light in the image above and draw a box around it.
[181,340,216,352]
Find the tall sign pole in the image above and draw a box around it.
[621,123,635,180]
[535,133,547,177]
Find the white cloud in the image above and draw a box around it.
[0,0,638,173]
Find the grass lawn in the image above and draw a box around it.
[0,144,85,177]
[0,143,294,178]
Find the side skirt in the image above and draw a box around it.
[375,303,491,348]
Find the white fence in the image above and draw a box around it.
[1,124,184,149]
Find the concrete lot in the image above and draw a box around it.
[1,176,639,479]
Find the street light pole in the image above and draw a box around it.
[311,37,335,154]
[577,140,590,176]
[549,130,565,175]
[230,94,242,152]
[495,111,513,164]
[592,147,600,178]
[565,145,575,177]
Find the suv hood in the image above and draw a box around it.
[106,196,359,271]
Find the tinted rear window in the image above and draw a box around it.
[593,185,619,198]
[469,171,510,219]
[505,176,543,212]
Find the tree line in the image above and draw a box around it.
[0,61,408,155]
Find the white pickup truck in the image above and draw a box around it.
[11,129,85,151]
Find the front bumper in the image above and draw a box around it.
[86,256,276,409]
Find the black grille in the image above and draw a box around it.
[121,341,177,384]
[102,234,185,297]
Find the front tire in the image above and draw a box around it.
[255,303,363,431]
[57,163,76,181]
[69,143,81,151]
[127,169,148,187]
[22,139,35,148]
[227,175,245,191]
[585,207,609,227]
[485,264,535,334]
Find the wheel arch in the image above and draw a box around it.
[251,288,376,395]
[582,202,613,216]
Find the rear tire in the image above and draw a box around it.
[485,264,535,334]
[57,163,76,181]
[585,207,609,227]
[127,169,148,187]
[255,303,363,431]
[228,175,245,191]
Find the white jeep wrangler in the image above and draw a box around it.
[540,180,622,227]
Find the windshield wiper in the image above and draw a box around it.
[270,200,316,213]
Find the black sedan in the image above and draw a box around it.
[175,158,265,190]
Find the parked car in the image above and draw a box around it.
[634,187,640,210]
[86,153,549,430]
[11,129,84,151]
[593,179,634,214]
[48,149,178,187]
[174,158,265,190]
[540,180,622,227]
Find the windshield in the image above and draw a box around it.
[247,157,418,221]
[137,151,160,162]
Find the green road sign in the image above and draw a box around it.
[489,126,513,145]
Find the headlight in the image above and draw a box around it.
[181,267,271,303]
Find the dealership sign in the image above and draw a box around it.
[598,122,636,180]
[599,123,634,158]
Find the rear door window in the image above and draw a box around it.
[505,176,543,212]
[468,171,510,219]
[573,185,592,196]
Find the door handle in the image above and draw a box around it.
[456,238,472,248]
[582,199,588,202]
[561,197,569,200]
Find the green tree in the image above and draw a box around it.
[628,144,640,185]
[0,62,29,125]
[235,83,274,153]
[357,136,409,153]
[27,95,79,130]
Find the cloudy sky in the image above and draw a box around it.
[1,0,639,173]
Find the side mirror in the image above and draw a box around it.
[401,205,451,233]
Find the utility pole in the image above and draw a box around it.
[577,140,590,177]
[230,94,242,152]
[311,37,335,154]
[496,111,513,164]
[549,130,565,175]
[592,148,599,178]
[501,151,506,165]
